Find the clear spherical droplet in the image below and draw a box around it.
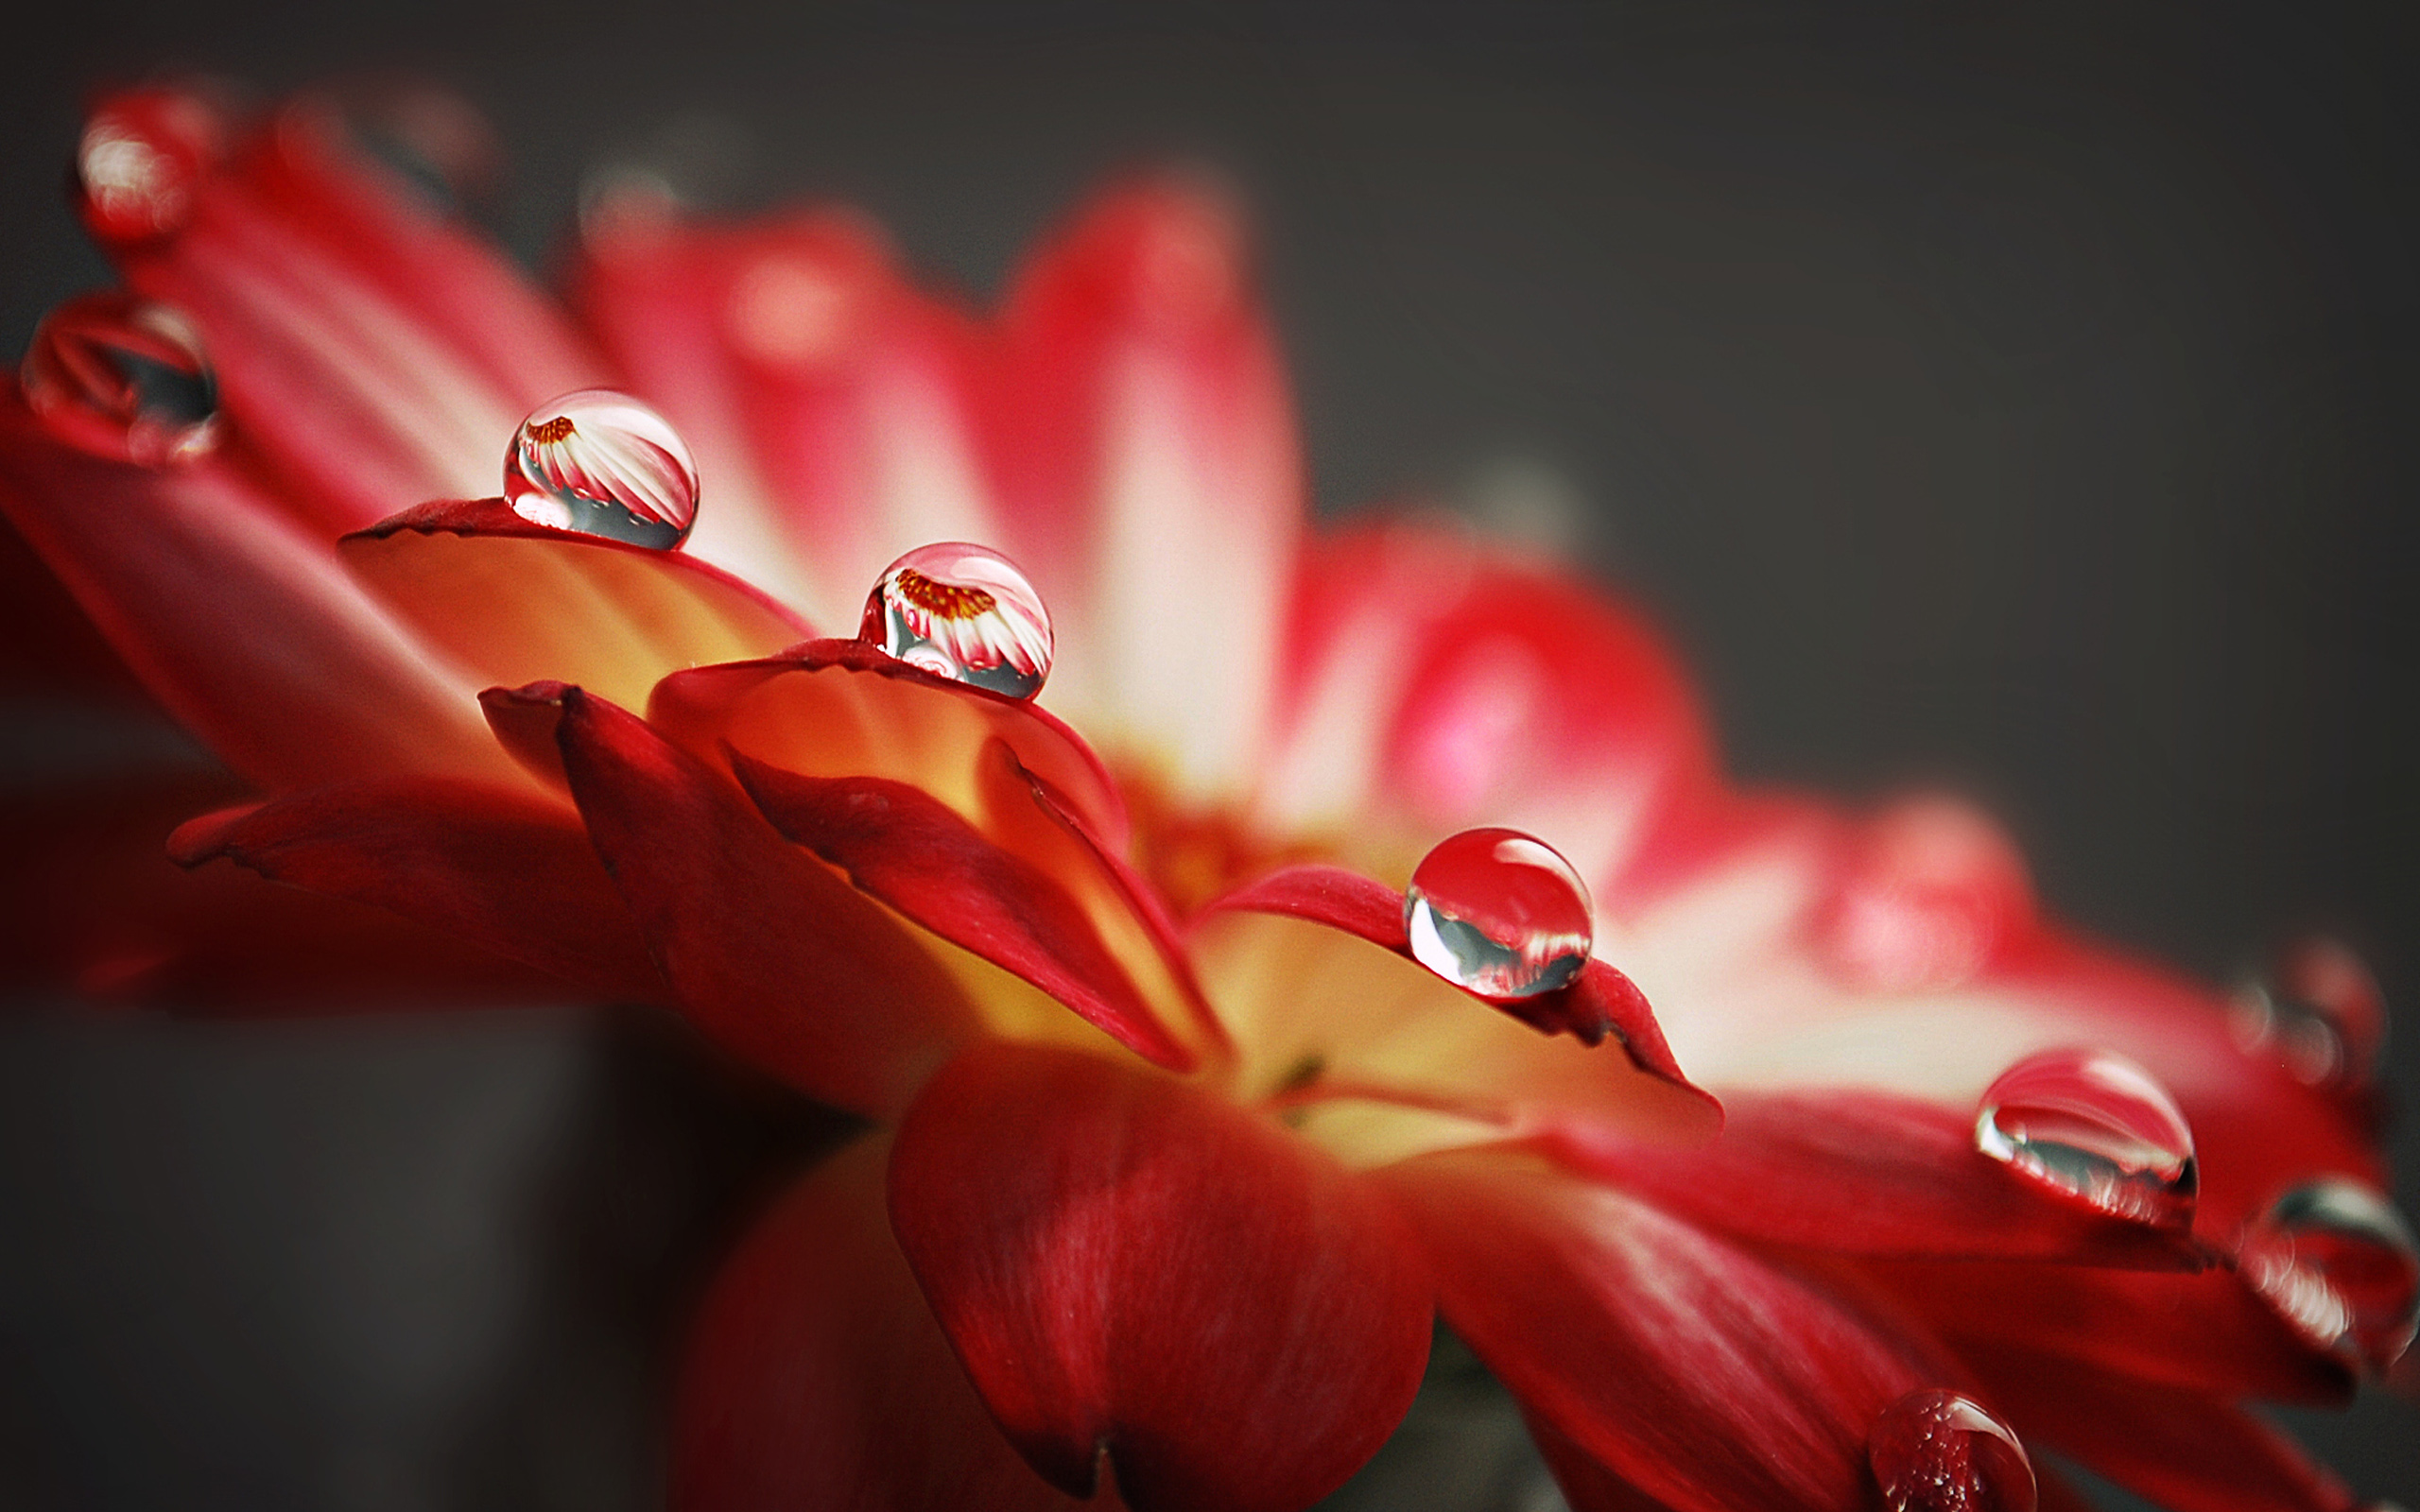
[2231,937,2388,1091]
[77,87,225,244]
[1869,1389,2036,1512]
[859,542,1053,699]
[1403,827,1593,1000]
[505,389,699,549]
[2241,1178,2420,1374]
[22,291,221,467]
[1974,1049,2198,1229]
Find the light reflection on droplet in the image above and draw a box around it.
[1403,827,1592,1000]
[504,389,700,549]
[2240,1178,2420,1375]
[77,88,225,244]
[22,291,221,467]
[859,543,1053,699]
[1974,1048,2197,1229]
[1869,1388,2036,1512]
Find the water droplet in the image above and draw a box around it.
[859,543,1053,699]
[1403,827,1592,1000]
[77,88,225,244]
[2241,1178,2420,1374]
[2231,937,2388,1091]
[1974,1049,2197,1229]
[1869,1388,2036,1512]
[505,389,700,549]
[21,291,221,466]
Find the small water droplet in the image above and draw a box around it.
[859,543,1053,698]
[1974,1049,2197,1228]
[1869,1388,2036,1512]
[2231,937,2388,1091]
[77,88,225,244]
[2241,1178,2420,1375]
[21,291,221,466]
[505,389,700,549]
[1403,827,1592,1000]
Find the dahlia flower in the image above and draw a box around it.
[2,81,2411,1512]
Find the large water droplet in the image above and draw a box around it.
[1869,1389,2036,1512]
[22,291,221,467]
[859,543,1053,699]
[505,389,700,549]
[2240,1178,2420,1374]
[2231,937,2388,1091]
[1403,827,1592,1000]
[1974,1049,2197,1229]
[77,88,225,244]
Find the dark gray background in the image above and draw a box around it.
[0,2,2412,1507]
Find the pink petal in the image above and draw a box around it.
[1208,863,1688,1072]
[1860,1256,2357,1406]
[1380,1146,1959,1512]
[165,776,664,1004]
[888,1040,1433,1512]
[1258,518,1709,884]
[539,684,983,1119]
[569,207,999,626]
[989,178,1302,799]
[674,1137,1098,1512]
[101,88,614,533]
[735,747,1204,1072]
[1970,1348,2359,1512]
[0,398,511,790]
[341,497,810,715]
[1549,1087,2209,1269]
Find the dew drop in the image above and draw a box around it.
[859,542,1053,699]
[2240,1178,2420,1374]
[1869,1389,2036,1512]
[22,291,221,466]
[1974,1049,2197,1229]
[1403,827,1592,1000]
[2231,937,2388,1091]
[77,88,225,244]
[505,389,700,548]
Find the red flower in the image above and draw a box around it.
[0,82,2409,1512]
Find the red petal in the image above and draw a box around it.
[1550,1087,2209,1269]
[648,639,1127,848]
[989,178,1302,799]
[1380,1146,1957,1512]
[341,497,810,715]
[1859,1256,2356,1406]
[1968,1347,2359,1512]
[674,1137,1095,1512]
[888,1040,1433,1512]
[1208,863,1687,1070]
[569,207,999,627]
[541,685,982,1118]
[166,775,664,1004]
[1259,517,1709,883]
[0,770,567,1008]
[104,89,613,534]
[0,398,511,790]
[736,748,1201,1072]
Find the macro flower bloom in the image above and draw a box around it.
[1,79,2411,1512]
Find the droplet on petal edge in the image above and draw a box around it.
[2239,1178,2420,1375]
[858,542,1053,699]
[22,291,222,467]
[1974,1048,2198,1230]
[2230,936,2388,1091]
[1403,827,1592,1000]
[1869,1388,2037,1512]
[505,388,700,549]
[77,86,226,244]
